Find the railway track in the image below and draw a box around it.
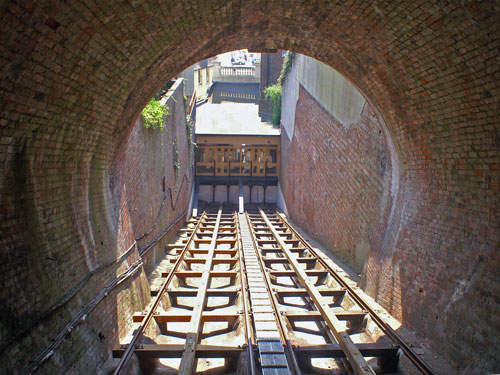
[112,205,435,375]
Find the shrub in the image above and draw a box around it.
[142,98,168,129]
[264,83,282,125]
[264,51,295,126]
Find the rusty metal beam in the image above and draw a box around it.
[178,207,223,374]
[258,208,376,375]
[112,212,206,375]
[276,212,435,375]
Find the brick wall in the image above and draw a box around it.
[0,78,192,374]
[0,1,498,373]
[260,51,284,94]
[280,85,393,274]
[114,79,193,275]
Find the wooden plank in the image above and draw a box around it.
[263,257,317,264]
[259,208,376,375]
[283,311,366,322]
[113,344,244,358]
[293,343,399,358]
[162,270,238,278]
[269,270,328,277]
[275,288,345,298]
[133,312,241,324]
[181,257,238,265]
[166,289,238,297]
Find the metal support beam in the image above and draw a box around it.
[113,212,206,375]
[178,207,223,374]
[239,178,244,213]
[258,208,376,375]
[192,178,200,217]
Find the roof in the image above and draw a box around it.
[195,101,280,136]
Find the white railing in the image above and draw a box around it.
[212,62,260,83]
[220,66,256,77]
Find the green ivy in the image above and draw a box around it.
[278,51,295,86]
[141,98,169,129]
[264,84,282,126]
[263,51,295,126]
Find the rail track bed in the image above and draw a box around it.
[112,205,434,375]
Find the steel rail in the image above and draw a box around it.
[245,212,301,375]
[235,213,257,375]
[113,212,206,375]
[275,211,436,375]
[178,207,223,374]
[258,208,376,375]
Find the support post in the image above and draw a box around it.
[239,178,244,213]
[258,208,376,375]
[192,178,200,217]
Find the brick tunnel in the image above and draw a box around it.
[0,1,499,374]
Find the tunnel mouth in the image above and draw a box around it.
[107,49,405,374]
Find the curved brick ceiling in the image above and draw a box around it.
[1,1,499,373]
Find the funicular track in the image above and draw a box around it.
[113,205,435,375]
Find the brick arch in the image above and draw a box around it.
[1,1,498,374]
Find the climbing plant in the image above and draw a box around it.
[173,136,179,177]
[183,86,197,163]
[264,51,295,126]
[278,51,295,86]
[141,98,169,129]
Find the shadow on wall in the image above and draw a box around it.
[278,53,401,295]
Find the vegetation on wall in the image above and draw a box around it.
[142,98,169,129]
[173,136,179,176]
[264,84,282,126]
[264,51,295,126]
[278,51,295,86]
[183,87,196,163]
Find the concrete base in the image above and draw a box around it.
[198,184,276,205]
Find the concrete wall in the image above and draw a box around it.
[198,185,276,205]
[282,54,366,141]
[194,65,213,99]
[180,64,195,98]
